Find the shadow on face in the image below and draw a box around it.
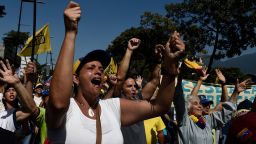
[122,78,138,99]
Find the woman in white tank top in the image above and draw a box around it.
[46,1,185,144]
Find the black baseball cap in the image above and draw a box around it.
[73,50,111,74]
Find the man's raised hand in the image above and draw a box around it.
[128,38,141,51]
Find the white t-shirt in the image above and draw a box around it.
[0,93,5,112]
[0,108,16,132]
[34,96,42,107]
[48,98,123,144]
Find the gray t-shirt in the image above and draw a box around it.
[121,121,146,144]
[121,91,147,144]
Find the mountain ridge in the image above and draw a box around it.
[212,52,256,74]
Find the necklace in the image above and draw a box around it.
[88,107,95,117]
[75,97,100,117]
[76,99,95,117]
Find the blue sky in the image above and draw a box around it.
[0,0,182,64]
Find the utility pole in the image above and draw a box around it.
[17,0,44,61]
[15,0,24,60]
[31,0,37,61]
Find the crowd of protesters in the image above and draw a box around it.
[0,1,256,144]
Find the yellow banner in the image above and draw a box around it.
[104,57,117,76]
[18,24,52,56]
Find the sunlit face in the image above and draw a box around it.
[188,98,203,117]
[35,86,43,94]
[4,87,17,103]
[77,61,104,96]
[122,78,138,99]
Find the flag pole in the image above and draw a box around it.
[50,51,54,73]
[31,0,37,61]
[16,0,23,59]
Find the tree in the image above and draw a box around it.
[0,5,6,18]
[141,0,256,73]
[2,30,29,68]
[107,26,172,80]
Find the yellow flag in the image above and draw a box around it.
[18,24,52,56]
[104,57,117,76]
[184,58,202,69]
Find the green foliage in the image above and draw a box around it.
[107,27,172,80]
[3,30,29,50]
[164,0,256,58]
[0,5,6,18]
[3,30,29,68]
[139,0,256,71]
[108,0,256,81]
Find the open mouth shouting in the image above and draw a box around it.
[91,77,102,89]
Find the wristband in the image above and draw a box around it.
[219,80,226,85]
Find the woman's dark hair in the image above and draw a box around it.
[3,84,19,109]
[72,83,78,97]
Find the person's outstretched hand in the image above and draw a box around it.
[235,78,251,93]
[135,75,143,89]
[199,68,209,81]
[107,74,117,86]
[215,69,226,84]
[165,31,185,60]
[163,31,185,75]
[0,60,19,84]
[24,61,38,83]
[155,44,164,61]
[64,1,81,32]
[128,38,141,51]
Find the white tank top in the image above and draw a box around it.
[48,98,123,144]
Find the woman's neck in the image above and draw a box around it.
[5,102,15,110]
[76,90,100,108]
[34,93,42,97]
[74,94,100,119]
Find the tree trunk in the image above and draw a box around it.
[207,29,219,74]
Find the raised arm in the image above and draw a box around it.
[46,1,81,129]
[215,69,228,102]
[24,61,38,98]
[0,60,37,121]
[141,44,163,100]
[120,31,185,126]
[229,78,251,104]
[103,74,118,99]
[114,38,140,96]
[191,68,209,96]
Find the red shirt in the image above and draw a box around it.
[227,111,256,144]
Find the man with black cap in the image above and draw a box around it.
[198,95,214,115]
[46,1,185,143]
